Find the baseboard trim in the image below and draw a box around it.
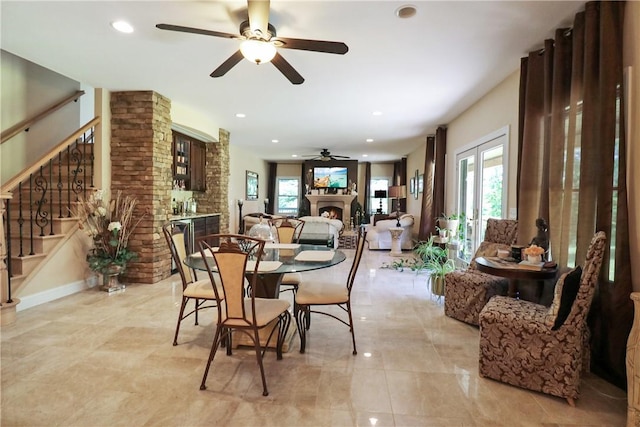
[17,276,99,312]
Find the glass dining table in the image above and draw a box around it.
[183,243,347,299]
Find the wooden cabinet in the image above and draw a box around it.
[172,131,206,191]
[192,215,219,243]
[190,140,206,192]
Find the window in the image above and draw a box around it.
[276,177,299,215]
[370,178,390,214]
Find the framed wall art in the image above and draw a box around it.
[418,174,424,193]
[246,170,258,200]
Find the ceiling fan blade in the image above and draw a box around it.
[275,37,348,55]
[247,0,270,36]
[156,23,238,40]
[210,50,245,77]
[271,52,304,85]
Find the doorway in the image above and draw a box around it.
[455,127,509,263]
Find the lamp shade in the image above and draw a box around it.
[388,185,407,199]
[374,190,387,198]
[240,39,277,64]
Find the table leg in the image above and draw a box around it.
[248,273,284,298]
[508,279,519,299]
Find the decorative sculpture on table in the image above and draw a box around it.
[529,217,550,260]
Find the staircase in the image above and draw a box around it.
[1,118,99,322]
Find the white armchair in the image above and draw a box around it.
[365,214,414,250]
[297,216,343,248]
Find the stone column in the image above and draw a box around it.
[110,91,173,284]
[196,128,230,233]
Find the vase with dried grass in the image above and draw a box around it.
[77,190,143,292]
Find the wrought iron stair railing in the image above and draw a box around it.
[1,117,100,305]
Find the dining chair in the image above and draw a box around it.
[162,222,221,346]
[274,218,306,292]
[199,234,291,396]
[294,228,367,355]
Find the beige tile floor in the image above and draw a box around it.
[1,249,628,426]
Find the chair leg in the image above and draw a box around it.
[566,397,575,407]
[194,298,199,325]
[347,301,357,355]
[173,296,189,346]
[200,326,222,390]
[252,329,269,396]
[296,305,309,353]
[276,311,291,360]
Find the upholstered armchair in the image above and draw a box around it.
[443,218,518,325]
[478,231,606,406]
[365,214,414,250]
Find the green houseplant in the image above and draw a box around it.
[413,236,455,296]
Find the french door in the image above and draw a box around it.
[455,127,508,263]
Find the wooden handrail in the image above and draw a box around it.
[1,90,85,144]
[1,116,100,193]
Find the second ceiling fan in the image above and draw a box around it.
[156,0,348,84]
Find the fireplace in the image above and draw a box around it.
[305,194,356,223]
[319,206,343,221]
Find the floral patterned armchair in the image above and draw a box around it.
[443,218,518,325]
[478,231,606,406]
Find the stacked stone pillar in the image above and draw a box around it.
[110,91,173,283]
[195,128,230,233]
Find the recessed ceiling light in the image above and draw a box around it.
[366,138,374,143]
[362,154,368,158]
[291,154,298,158]
[372,111,383,116]
[271,139,279,143]
[235,113,246,118]
[111,20,134,33]
[396,5,417,19]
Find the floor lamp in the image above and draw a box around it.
[387,185,407,227]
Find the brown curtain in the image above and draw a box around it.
[434,126,447,222]
[419,136,436,240]
[363,162,371,217]
[267,162,277,214]
[517,1,631,388]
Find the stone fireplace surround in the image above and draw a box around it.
[305,194,356,223]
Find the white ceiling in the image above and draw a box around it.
[1,1,584,163]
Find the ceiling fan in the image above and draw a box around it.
[305,149,350,162]
[156,0,348,84]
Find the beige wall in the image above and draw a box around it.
[0,51,81,183]
[228,144,268,234]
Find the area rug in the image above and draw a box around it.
[338,234,358,249]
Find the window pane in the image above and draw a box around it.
[277,178,299,215]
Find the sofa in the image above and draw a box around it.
[243,213,283,236]
[364,214,414,250]
[297,216,343,248]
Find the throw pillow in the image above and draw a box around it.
[545,266,582,330]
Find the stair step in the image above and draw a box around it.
[6,216,80,235]
[10,253,47,276]
[10,233,65,254]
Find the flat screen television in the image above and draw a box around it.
[313,166,348,188]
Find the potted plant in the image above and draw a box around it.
[413,236,456,296]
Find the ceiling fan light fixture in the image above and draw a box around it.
[240,39,277,64]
